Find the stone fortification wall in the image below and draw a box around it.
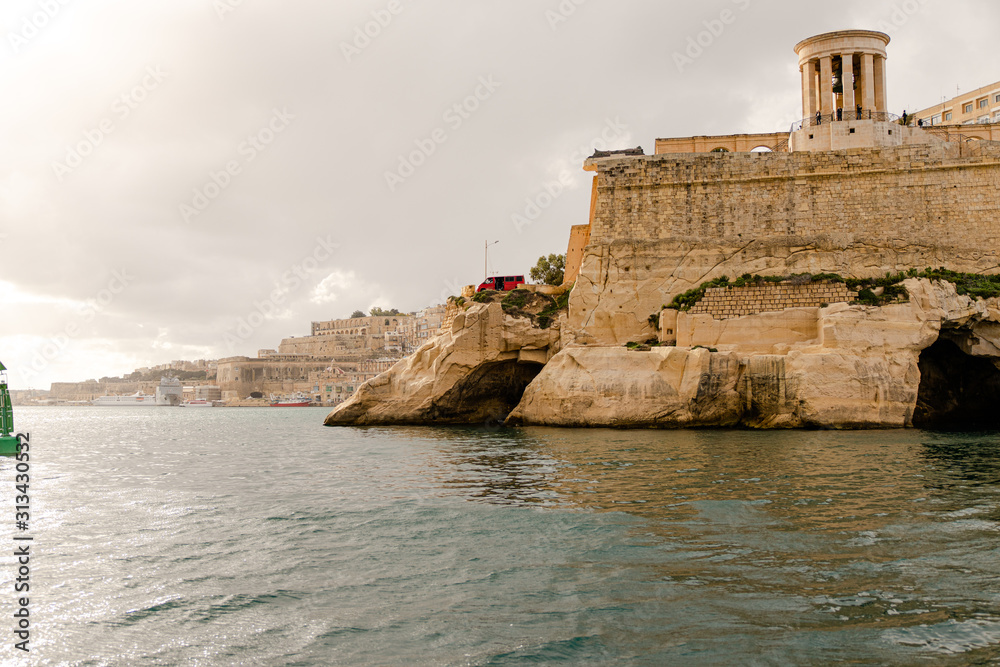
[279,335,371,358]
[587,142,1000,247]
[569,141,1000,345]
[216,355,343,398]
[690,281,856,320]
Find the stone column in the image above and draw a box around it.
[861,53,876,116]
[801,60,818,117]
[874,55,887,112]
[812,64,821,116]
[842,53,855,116]
[801,65,810,118]
[819,56,833,117]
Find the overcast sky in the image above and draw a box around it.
[2,0,998,388]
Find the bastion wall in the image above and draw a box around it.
[569,141,1000,345]
[588,142,1000,246]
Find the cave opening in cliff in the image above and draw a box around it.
[432,360,545,425]
[914,338,1000,429]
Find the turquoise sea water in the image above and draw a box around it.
[2,407,1000,665]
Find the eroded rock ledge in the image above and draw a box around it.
[323,301,561,426]
[326,280,1000,429]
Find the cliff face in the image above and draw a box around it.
[511,279,1000,429]
[323,302,560,426]
[325,143,1000,430]
[326,280,1000,429]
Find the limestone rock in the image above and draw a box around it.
[324,302,560,426]
[569,239,1000,346]
[509,279,1000,429]
[326,278,1000,430]
[506,347,743,428]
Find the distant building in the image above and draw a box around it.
[311,314,411,338]
[414,305,447,342]
[310,358,397,405]
[913,79,1000,126]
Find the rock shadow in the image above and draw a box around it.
[428,360,545,425]
[914,338,1000,429]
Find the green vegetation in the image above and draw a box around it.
[447,295,465,307]
[536,284,572,329]
[501,288,531,311]
[472,289,497,303]
[662,268,1000,312]
[370,307,401,317]
[530,253,565,286]
[665,275,733,311]
[349,310,365,318]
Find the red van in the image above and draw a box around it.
[477,275,525,292]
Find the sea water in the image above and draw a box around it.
[1,407,999,665]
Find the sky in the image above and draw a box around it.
[1,0,998,389]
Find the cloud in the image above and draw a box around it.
[2,0,999,386]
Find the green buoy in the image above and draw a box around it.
[0,361,19,456]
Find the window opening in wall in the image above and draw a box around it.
[980,99,989,109]
[945,112,953,121]
[888,130,893,135]
[850,128,856,134]
[965,103,974,114]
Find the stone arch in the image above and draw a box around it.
[428,360,545,424]
[751,145,773,152]
[710,147,730,152]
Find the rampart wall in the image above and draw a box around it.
[588,142,1000,248]
[570,141,1000,345]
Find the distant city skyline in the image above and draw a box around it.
[2,0,998,388]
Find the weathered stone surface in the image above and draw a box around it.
[509,279,1000,429]
[323,302,560,426]
[571,142,1000,345]
[569,238,1000,346]
[506,347,743,428]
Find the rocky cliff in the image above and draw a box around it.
[325,279,1000,429]
[324,301,561,426]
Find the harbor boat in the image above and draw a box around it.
[0,361,19,456]
[92,377,183,406]
[180,399,216,407]
[269,393,313,407]
[92,392,157,406]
